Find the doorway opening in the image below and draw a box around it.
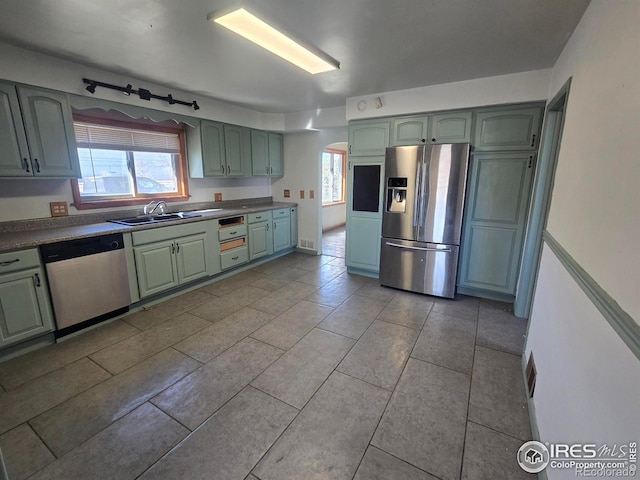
[514,78,571,317]
[320,141,348,259]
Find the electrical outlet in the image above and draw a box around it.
[309,190,315,199]
[299,190,305,199]
[214,192,223,202]
[50,201,68,217]
[284,189,290,198]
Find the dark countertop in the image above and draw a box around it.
[0,201,297,253]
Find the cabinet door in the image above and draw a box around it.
[391,115,429,146]
[201,120,226,176]
[268,132,284,177]
[0,81,31,177]
[273,216,291,252]
[0,268,53,348]
[17,86,80,177]
[175,234,209,284]
[429,111,472,144]
[474,107,542,151]
[251,130,269,176]
[249,221,273,260]
[348,120,390,156]
[290,207,298,247]
[224,125,252,177]
[458,152,535,294]
[345,157,385,273]
[134,241,179,298]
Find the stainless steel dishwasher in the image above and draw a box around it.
[40,233,131,338]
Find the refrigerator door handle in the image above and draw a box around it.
[413,161,422,234]
[420,160,430,232]
[385,241,452,253]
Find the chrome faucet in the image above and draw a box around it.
[144,201,167,215]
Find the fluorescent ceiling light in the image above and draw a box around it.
[210,8,339,74]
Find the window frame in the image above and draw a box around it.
[70,114,190,210]
[321,148,347,207]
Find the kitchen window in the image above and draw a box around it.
[321,149,346,206]
[70,115,189,209]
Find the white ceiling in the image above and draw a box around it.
[0,0,590,113]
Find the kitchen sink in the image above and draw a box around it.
[109,212,201,226]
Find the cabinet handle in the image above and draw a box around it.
[171,243,175,254]
[34,158,41,172]
[349,145,352,155]
[221,165,224,173]
[266,223,269,231]
[531,134,536,147]
[256,216,262,220]
[431,138,436,142]
[528,155,534,168]
[0,259,20,267]
[273,223,277,230]
[22,158,30,172]
[176,243,180,253]
[34,273,41,287]
[231,256,239,260]
[422,138,427,143]
[227,165,230,174]
[229,231,237,235]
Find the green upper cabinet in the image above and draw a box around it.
[0,81,31,176]
[224,125,252,177]
[268,133,284,177]
[251,130,283,177]
[188,120,225,177]
[474,107,542,151]
[0,82,80,178]
[457,152,535,296]
[348,120,390,156]
[391,115,429,146]
[429,111,473,144]
[251,129,269,176]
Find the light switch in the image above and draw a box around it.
[299,190,305,199]
[309,190,315,199]
[284,189,290,198]
[214,192,223,202]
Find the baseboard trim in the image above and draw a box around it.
[295,247,319,255]
[543,230,640,362]
[456,286,515,303]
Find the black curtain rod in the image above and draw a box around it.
[82,78,200,110]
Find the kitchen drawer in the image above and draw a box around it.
[272,208,290,219]
[220,247,249,270]
[0,248,41,273]
[248,210,272,224]
[132,221,209,246]
[218,224,247,242]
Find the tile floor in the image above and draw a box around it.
[321,224,346,258]
[0,251,532,480]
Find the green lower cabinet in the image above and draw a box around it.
[346,216,382,272]
[135,233,209,298]
[457,152,535,295]
[273,216,291,252]
[0,266,54,348]
[248,221,274,260]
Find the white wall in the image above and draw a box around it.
[272,128,348,252]
[322,205,345,231]
[526,1,640,473]
[346,69,551,120]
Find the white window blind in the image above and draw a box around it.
[74,122,180,153]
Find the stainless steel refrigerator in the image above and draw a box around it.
[380,144,470,298]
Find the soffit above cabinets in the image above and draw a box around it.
[0,0,590,113]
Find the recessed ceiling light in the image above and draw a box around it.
[209,8,339,75]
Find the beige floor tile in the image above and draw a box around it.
[296,263,346,287]
[29,403,188,480]
[251,328,354,409]
[250,282,318,316]
[476,307,527,355]
[249,267,308,291]
[123,289,214,330]
[288,254,334,271]
[0,358,110,434]
[411,311,478,374]
[372,359,470,480]
[250,301,334,350]
[357,280,398,303]
[30,348,199,457]
[430,295,479,321]
[318,295,388,339]
[377,292,434,330]
[254,371,390,480]
[90,313,210,374]
[198,270,268,296]
[0,320,138,389]
[338,320,419,391]
[152,338,283,430]
[141,387,297,480]
[0,424,55,480]
[354,446,438,480]
[305,272,366,307]
[174,307,274,363]
[188,286,270,323]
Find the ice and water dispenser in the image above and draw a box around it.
[386,177,408,213]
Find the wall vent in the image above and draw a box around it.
[300,240,307,248]
[525,352,537,398]
[307,240,314,249]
